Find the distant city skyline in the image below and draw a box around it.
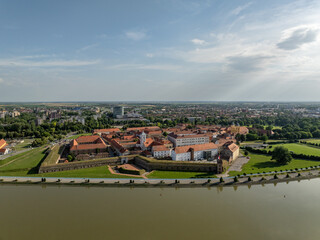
[0,0,320,102]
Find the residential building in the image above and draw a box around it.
[221,142,240,162]
[152,145,171,159]
[70,135,108,155]
[93,128,121,135]
[171,143,218,161]
[168,133,210,147]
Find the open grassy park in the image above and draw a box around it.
[305,139,320,144]
[270,143,320,156]
[229,152,320,176]
[11,139,34,151]
[0,147,47,175]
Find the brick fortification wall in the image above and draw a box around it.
[39,157,124,173]
[39,155,222,174]
[134,156,221,173]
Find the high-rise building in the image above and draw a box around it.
[113,106,124,118]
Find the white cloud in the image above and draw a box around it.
[146,53,154,58]
[77,43,99,52]
[105,63,181,71]
[277,25,320,50]
[0,77,4,84]
[191,38,207,45]
[230,2,253,16]
[0,58,99,67]
[125,31,147,41]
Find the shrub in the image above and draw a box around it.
[248,176,252,182]
[219,177,224,183]
[286,173,290,178]
[274,174,278,179]
[234,176,238,182]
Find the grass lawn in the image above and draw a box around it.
[228,153,320,176]
[11,139,34,151]
[67,133,91,140]
[0,166,142,178]
[0,147,47,173]
[0,145,142,178]
[148,170,217,179]
[42,145,62,166]
[270,143,320,156]
[305,139,320,144]
[39,166,142,178]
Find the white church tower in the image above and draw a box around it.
[139,131,147,150]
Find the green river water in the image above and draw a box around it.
[1,179,320,240]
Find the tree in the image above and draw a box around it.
[260,135,268,141]
[271,146,292,165]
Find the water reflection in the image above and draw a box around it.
[1,179,320,240]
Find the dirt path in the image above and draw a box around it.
[108,166,146,179]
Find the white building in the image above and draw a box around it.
[152,145,171,158]
[168,133,210,147]
[171,143,218,161]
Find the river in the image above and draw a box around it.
[1,179,320,240]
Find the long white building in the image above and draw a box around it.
[171,143,218,161]
[168,133,210,147]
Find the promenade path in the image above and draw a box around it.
[1,169,318,186]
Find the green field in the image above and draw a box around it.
[39,166,141,178]
[305,139,320,144]
[42,145,62,166]
[270,143,320,156]
[11,139,34,151]
[67,133,91,140]
[0,147,47,175]
[229,153,320,176]
[148,170,217,179]
[0,147,141,178]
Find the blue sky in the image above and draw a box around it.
[0,0,320,102]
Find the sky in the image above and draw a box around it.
[0,0,320,102]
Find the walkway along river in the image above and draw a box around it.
[0,167,319,187]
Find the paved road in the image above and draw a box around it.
[217,154,249,177]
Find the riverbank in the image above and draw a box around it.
[1,169,319,188]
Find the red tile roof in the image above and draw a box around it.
[0,139,7,149]
[70,135,107,151]
[226,143,239,153]
[127,126,160,132]
[174,143,218,154]
[152,145,170,152]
